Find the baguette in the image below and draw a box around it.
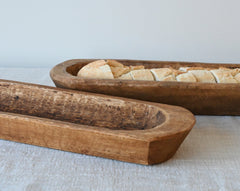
[77,60,240,83]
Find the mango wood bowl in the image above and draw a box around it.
[0,79,195,165]
[50,59,240,115]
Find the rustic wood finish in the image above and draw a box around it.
[0,79,195,165]
[50,59,240,115]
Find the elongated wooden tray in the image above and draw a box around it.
[50,59,240,115]
[0,79,195,165]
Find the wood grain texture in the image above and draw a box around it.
[50,59,240,115]
[0,79,195,165]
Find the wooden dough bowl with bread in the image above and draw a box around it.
[50,59,240,115]
[0,79,195,165]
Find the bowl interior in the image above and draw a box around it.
[66,62,89,76]
[0,82,165,130]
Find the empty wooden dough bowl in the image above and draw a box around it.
[50,59,240,115]
[0,79,195,165]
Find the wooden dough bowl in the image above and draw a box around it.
[0,79,195,165]
[50,59,240,115]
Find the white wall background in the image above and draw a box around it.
[0,0,240,67]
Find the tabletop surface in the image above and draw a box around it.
[0,67,240,191]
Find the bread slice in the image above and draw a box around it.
[77,60,114,79]
[106,59,123,68]
[161,75,176,81]
[176,72,197,82]
[210,69,237,83]
[130,69,154,81]
[106,60,130,78]
[118,72,133,80]
[189,70,216,83]
[106,60,145,78]
[150,68,176,81]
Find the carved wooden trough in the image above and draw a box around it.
[0,79,195,165]
[50,59,240,115]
